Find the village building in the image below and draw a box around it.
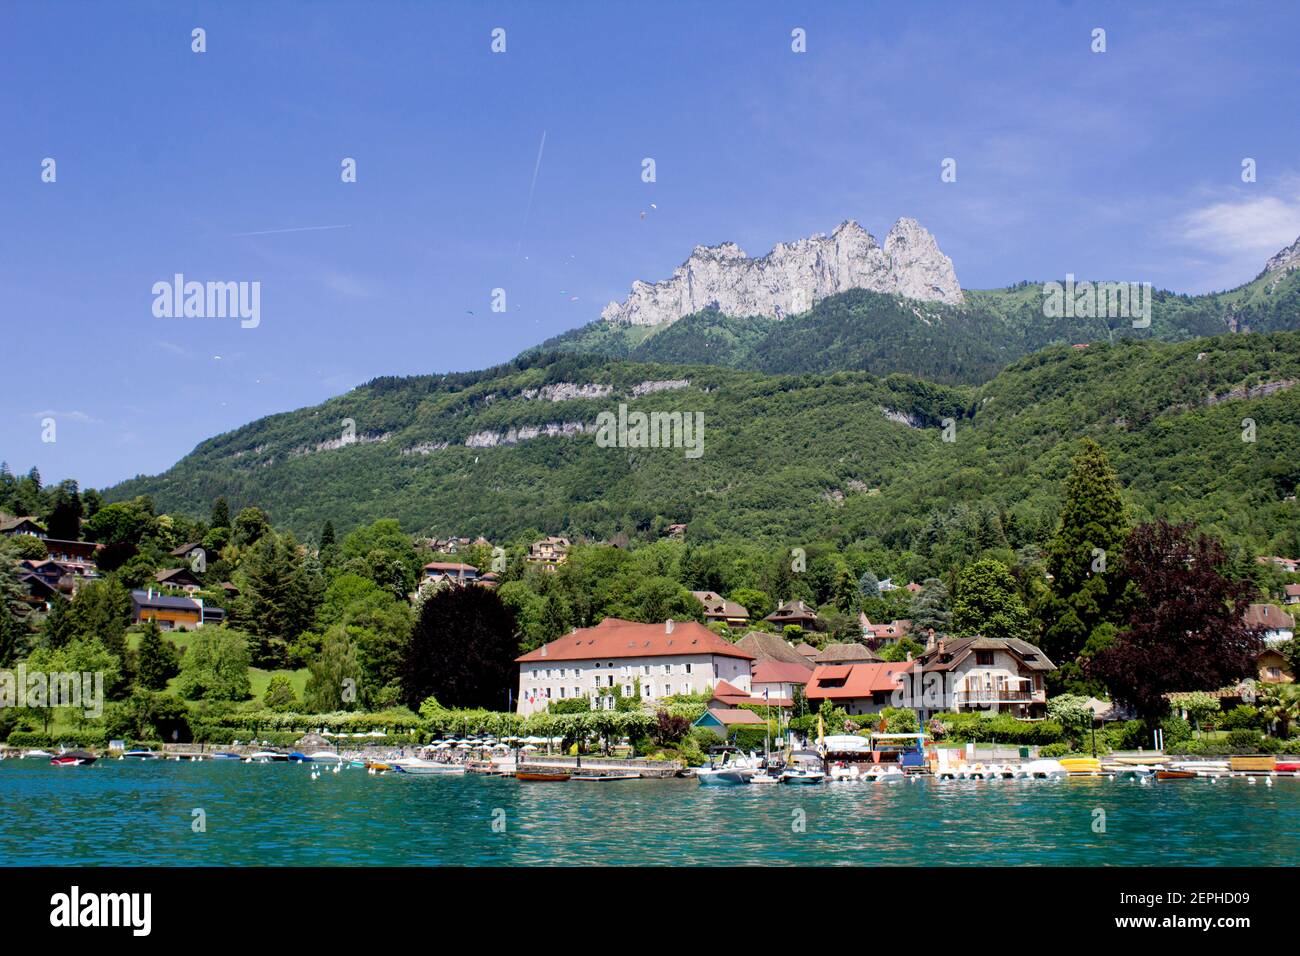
[664,523,687,540]
[764,599,821,630]
[813,642,881,664]
[901,635,1055,720]
[859,614,912,644]
[692,706,766,738]
[44,538,101,564]
[794,642,820,662]
[0,515,47,538]
[734,630,813,666]
[804,661,913,716]
[527,536,570,570]
[690,591,750,627]
[1257,555,1300,574]
[155,567,204,593]
[1284,583,1300,606]
[421,562,481,587]
[749,660,810,706]
[514,618,755,715]
[130,589,223,630]
[1245,603,1295,644]
[1258,647,1295,685]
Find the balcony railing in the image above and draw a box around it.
[954,690,1037,704]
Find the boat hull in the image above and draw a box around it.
[696,770,750,786]
[516,772,571,782]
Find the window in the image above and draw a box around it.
[685,663,693,675]
[574,687,581,698]
[975,651,994,666]
[623,685,632,696]
[559,687,566,698]
[644,684,653,697]
[642,665,649,676]
[1267,667,1281,680]
[544,687,552,698]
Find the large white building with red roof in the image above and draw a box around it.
[514,618,756,715]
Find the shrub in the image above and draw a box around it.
[1159,715,1192,746]
[1226,729,1261,754]
[1038,742,1071,758]
[1220,705,1261,731]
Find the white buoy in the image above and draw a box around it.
[1265,777,1274,788]
[1248,776,1257,785]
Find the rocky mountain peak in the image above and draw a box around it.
[600,218,962,327]
[1263,234,1300,278]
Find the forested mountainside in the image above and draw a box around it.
[531,258,1300,385]
[106,332,1300,569]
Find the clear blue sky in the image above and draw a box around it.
[3,0,1298,490]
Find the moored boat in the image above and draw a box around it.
[1155,769,1198,780]
[571,773,641,781]
[51,750,97,767]
[392,758,467,775]
[1059,757,1103,776]
[122,748,160,760]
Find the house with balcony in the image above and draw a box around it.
[0,515,47,538]
[514,617,755,715]
[690,591,750,627]
[421,562,481,587]
[895,635,1055,721]
[527,536,570,570]
[764,599,821,631]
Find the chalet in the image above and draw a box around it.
[527,536,570,569]
[859,614,912,644]
[0,516,47,538]
[479,571,500,589]
[814,642,880,664]
[900,635,1055,720]
[690,591,750,627]
[805,662,912,717]
[515,618,755,715]
[44,538,101,564]
[1284,583,1300,606]
[1258,648,1295,685]
[764,600,821,630]
[131,589,203,630]
[428,535,492,555]
[664,523,687,540]
[155,567,204,593]
[1245,603,1295,645]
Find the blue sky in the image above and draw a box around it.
[3,0,1299,490]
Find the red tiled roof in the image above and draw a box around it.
[752,660,813,685]
[517,618,756,663]
[713,679,747,698]
[424,562,477,573]
[806,662,912,700]
[1245,603,1295,629]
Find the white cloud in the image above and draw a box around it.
[1171,180,1300,291]
[31,409,100,424]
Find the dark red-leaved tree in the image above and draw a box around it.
[1087,520,1262,719]
[402,585,520,711]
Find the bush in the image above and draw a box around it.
[1038,742,1071,758]
[731,725,774,754]
[1220,706,1261,731]
[1159,715,1192,746]
[1226,729,1261,754]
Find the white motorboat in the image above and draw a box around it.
[307,751,344,762]
[749,770,780,785]
[122,748,160,760]
[695,748,761,786]
[22,749,54,759]
[828,762,861,782]
[392,757,466,775]
[779,767,826,785]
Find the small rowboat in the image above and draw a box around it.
[1155,769,1197,780]
[516,771,571,782]
[1276,762,1300,773]
[571,773,640,782]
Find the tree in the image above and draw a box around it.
[909,577,951,635]
[1037,439,1131,693]
[1046,694,1094,744]
[0,556,31,667]
[45,480,84,541]
[234,532,318,667]
[177,628,252,701]
[857,571,881,603]
[135,621,180,690]
[615,576,705,624]
[402,585,518,710]
[1179,691,1223,737]
[951,559,1032,641]
[319,520,335,549]
[730,587,772,621]
[66,577,134,662]
[1087,521,1262,719]
[263,672,299,711]
[304,624,363,711]
[210,496,231,530]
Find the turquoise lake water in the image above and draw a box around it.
[1,760,1296,866]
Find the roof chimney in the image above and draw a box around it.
[938,638,947,656]
[665,619,675,634]
[926,627,936,650]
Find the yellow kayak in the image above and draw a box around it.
[1059,757,1102,775]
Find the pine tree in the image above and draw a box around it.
[136,620,179,691]
[1037,438,1131,693]
[210,496,231,530]
[909,577,952,634]
[319,520,335,549]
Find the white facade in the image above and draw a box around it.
[517,653,751,715]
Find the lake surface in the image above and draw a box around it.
[1,760,1296,866]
